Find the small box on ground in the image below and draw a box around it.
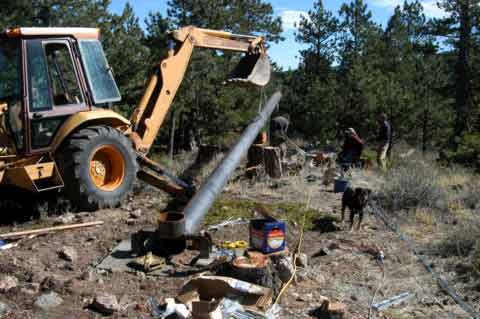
[249,219,286,254]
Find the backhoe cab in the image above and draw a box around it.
[0,26,270,210]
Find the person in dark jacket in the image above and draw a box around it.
[271,115,289,138]
[377,113,391,170]
[338,128,365,169]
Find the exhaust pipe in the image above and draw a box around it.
[184,91,282,234]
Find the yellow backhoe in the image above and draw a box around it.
[0,26,271,210]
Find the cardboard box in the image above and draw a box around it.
[176,275,273,312]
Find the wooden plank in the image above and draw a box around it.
[0,221,104,239]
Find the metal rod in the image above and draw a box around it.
[184,91,282,234]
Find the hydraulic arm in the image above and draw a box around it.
[128,26,270,154]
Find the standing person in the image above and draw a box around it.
[271,115,289,139]
[377,113,391,171]
[270,115,290,160]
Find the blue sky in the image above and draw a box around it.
[109,0,445,70]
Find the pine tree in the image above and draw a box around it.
[434,0,480,145]
[102,3,150,116]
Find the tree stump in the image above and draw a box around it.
[216,252,283,296]
[246,145,283,179]
[196,144,222,165]
[264,147,283,178]
[181,144,223,181]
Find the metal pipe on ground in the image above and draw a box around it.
[184,91,282,235]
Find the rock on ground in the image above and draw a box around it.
[91,293,119,315]
[295,253,308,268]
[54,212,75,225]
[130,209,142,219]
[34,292,64,310]
[0,275,18,293]
[58,246,77,262]
[275,256,294,283]
[0,302,10,316]
[21,282,40,295]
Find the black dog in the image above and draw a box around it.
[341,187,371,230]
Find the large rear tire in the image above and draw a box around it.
[57,126,138,211]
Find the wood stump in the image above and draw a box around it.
[181,144,223,181]
[196,144,223,166]
[216,252,283,296]
[246,145,283,179]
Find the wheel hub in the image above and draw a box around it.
[89,145,126,191]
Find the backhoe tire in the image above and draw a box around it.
[57,125,138,211]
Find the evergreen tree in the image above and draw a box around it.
[102,3,150,116]
[434,0,480,145]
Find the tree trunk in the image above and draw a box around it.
[452,0,473,148]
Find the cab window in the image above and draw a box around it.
[0,38,23,149]
[27,40,53,111]
[26,40,84,150]
[45,42,83,106]
[79,40,121,104]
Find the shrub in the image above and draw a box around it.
[379,161,446,211]
[455,183,480,211]
[440,133,480,172]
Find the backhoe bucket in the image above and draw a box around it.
[227,53,271,87]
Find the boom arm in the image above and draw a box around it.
[128,26,268,154]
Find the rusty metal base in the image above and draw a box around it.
[131,230,212,259]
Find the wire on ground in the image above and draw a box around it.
[371,200,480,319]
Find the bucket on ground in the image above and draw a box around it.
[334,178,349,193]
[249,219,286,254]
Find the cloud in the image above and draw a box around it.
[370,0,446,18]
[279,9,309,30]
[421,1,447,18]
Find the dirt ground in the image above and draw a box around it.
[0,164,478,318]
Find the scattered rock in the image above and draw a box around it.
[130,209,142,219]
[80,269,96,282]
[295,293,313,302]
[136,271,146,280]
[455,262,473,275]
[21,282,40,295]
[0,275,18,293]
[40,275,65,292]
[296,269,309,282]
[295,253,308,268]
[91,293,119,315]
[276,256,294,283]
[54,213,75,225]
[58,246,77,263]
[328,242,341,250]
[126,218,137,225]
[0,302,10,316]
[34,292,63,310]
[309,298,346,319]
[313,248,330,258]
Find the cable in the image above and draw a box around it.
[273,190,311,305]
[368,250,386,319]
[371,200,480,319]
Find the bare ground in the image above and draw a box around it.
[0,164,478,318]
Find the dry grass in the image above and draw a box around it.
[206,196,335,230]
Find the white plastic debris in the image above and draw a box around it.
[207,217,248,231]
